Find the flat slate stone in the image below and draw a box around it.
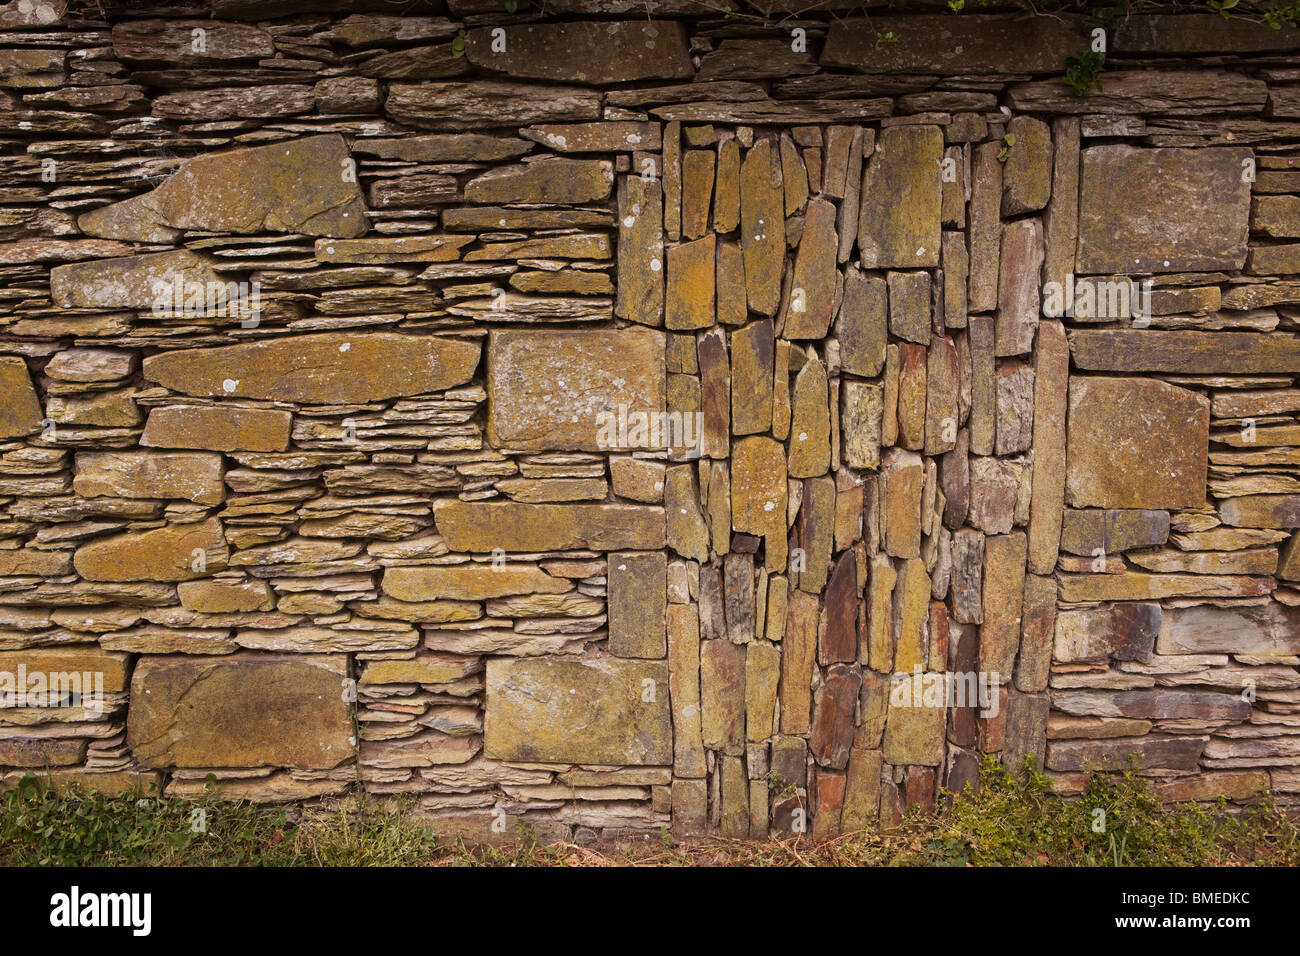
[79,135,366,242]
[1054,603,1160,664]
[73,518,228,583]
[385,81,601,129]
[1220,495,1300,529]
[141,405,292,453]
[464,158,613,205]
[0,48,63,87]
[465,21,692,85]
[156,88,312,123]
[112,18,274,63]
[1026,320,1069,573]
[355,134,532,163]
[1009,70,1267,115]
[1066,377,1209,510]
[822,15,1086,74]
[700,639,745,753]
[433,500,665,553]
[383,565,569,601]
[650,98,891,125]
[1047,736,1206,772]
[73,451,224,506]
[524,122,660,153]
[0,645,125,689]
[731,318,774,435]
[485,656,672,765]
[487,327,664,452]
[810,663,861,769]
[144,333,480,404]
[0,549,71,577]
[50,250,220,310]
[128,653,352,769]
[1070,330,1300,374]
[0,238,132,264]
[1055,689,1249,721]
[1057,571,1272,602]
[995,219,1043,355]
[317,234,473,264]
[1001,116,1052,215]
[1077,145,1251,273]
[1059,508,1170,555]
[1156,602,1300,655]
[1114,13,1300,52]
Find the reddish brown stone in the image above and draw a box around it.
[811,663,862,770]
[820,551,859,666]
[1054,603,1161,664]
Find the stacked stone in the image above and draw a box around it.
[0,1,1298,840]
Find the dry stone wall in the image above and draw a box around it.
[1,0,1300,841]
